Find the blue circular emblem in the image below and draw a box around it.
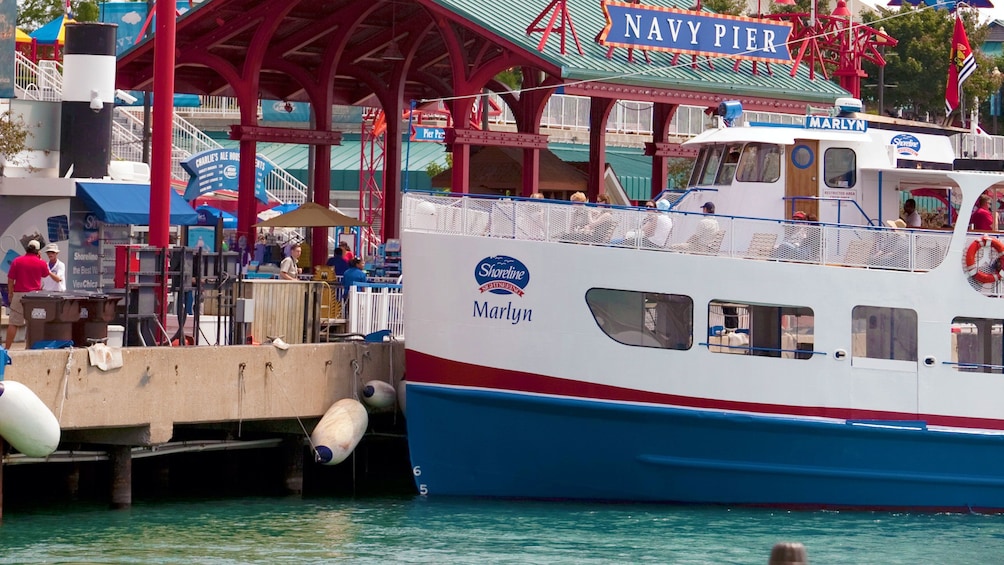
[791,145,814,169]
[890,134,921,157]
[474,256,530,296]
[223,165,238,179]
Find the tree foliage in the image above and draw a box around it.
[0,111,33,176]
[17,0,99,32]
[860,6,991,124]
[703,0,749,17]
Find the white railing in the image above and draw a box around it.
[347,282,403,339]
[402,192,954,274]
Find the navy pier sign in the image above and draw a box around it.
[181,148,273,204]
[598,0,793,64]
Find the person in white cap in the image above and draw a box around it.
[4,240,50,350]
[41,243,66,292]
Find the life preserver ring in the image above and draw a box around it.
[963,236,1004,284]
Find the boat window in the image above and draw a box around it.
[708,301,814,358]
[698,145,725,185]
[851,306,917,361]
[950,317,1003,373]
[688,148,710,187]
[736,143,782,183]
[585,289,693,350]
[824,147,856,188]
[714,144,744,185]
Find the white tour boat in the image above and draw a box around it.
[401,98,1004,510]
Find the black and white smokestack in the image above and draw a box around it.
[59,23,117,179]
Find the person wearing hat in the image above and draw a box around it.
[41,243,66,292]
[4,240,51,350]
[701,201,716,214]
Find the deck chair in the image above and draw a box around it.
[841,239,874,266]
[744,232,778,259]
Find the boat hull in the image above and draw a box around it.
[407,374,1004,511]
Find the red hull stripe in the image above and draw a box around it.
[406,350,1004,432]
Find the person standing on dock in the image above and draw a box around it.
[279,243,303,280]
[4,240,50,350]
[41,243,66,292]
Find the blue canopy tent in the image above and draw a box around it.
[76,182,199,225]
[196,205,237,229]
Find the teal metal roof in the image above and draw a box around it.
[430,0,849,103]
[550,143,661,201]
[211,133,450,192]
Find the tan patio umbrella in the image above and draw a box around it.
[254,202,367,228]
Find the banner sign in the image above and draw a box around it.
[412,126,446,142]
[181,148,272,204]
[598,0,793,63]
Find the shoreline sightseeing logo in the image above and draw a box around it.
[890,134,921,157]
[473,255,533,326]
[475,256,530,296]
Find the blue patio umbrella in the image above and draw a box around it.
[196,205,237,229]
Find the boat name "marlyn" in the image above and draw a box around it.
[473,301,533,325]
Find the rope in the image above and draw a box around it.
[56,348,73,423]
[237,362,246,438]
[266,361,320,461]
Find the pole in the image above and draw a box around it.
[150,0,177,248]
[878,45,885,116]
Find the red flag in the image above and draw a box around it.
[946,14,977,116]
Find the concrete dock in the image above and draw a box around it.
[0,340,406,517]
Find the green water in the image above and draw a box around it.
[2,496,1003,563]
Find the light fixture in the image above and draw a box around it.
[383,1,405,61]
[831,0,851,17]
[89,89,103,112]
[383,40,405,61]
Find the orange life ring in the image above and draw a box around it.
[963,236,1004,284]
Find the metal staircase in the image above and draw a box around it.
[13,52,321,210]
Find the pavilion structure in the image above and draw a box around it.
[116,0,853,266]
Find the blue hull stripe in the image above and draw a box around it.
[406,383,1004,510]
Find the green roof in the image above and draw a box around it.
[211,132,450,192]
[431,0,849,103]
[550,143,658,201]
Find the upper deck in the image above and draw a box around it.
[402,192,955,273]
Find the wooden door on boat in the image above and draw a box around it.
[785,140,819,219]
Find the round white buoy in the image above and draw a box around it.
[310,398,368,465]
[397,380,407,417]
[0,380,60,457]
[361,380,396,409]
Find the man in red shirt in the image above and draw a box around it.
[5,240,52,350]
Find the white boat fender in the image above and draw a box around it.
[310,398,368,465]
[0,380,60,457]
[361,380,396,409]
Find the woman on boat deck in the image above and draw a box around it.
[565,193,615,243]
[969,194,995,231]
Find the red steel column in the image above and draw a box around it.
[650,102,677,198]
[587,98,615,202]
[149,0,176,247]
[311,102,333,267]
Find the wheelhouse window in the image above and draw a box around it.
[708,301,814,358]
[951,317,1003,373]
[824,147,856,188]
[695,145,725,186]
[585,289,693,350]
[736,143,782,183]
[714,144,744,185]
[851,306,917,362]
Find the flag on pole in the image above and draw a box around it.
[946,13,977,116]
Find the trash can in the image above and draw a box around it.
[20,291,82,349]
[72,291,123,347]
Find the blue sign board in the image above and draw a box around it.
[804,116,867,132]
[412,126,446,142]
[598,0,793,63]
[180,149,272,204]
